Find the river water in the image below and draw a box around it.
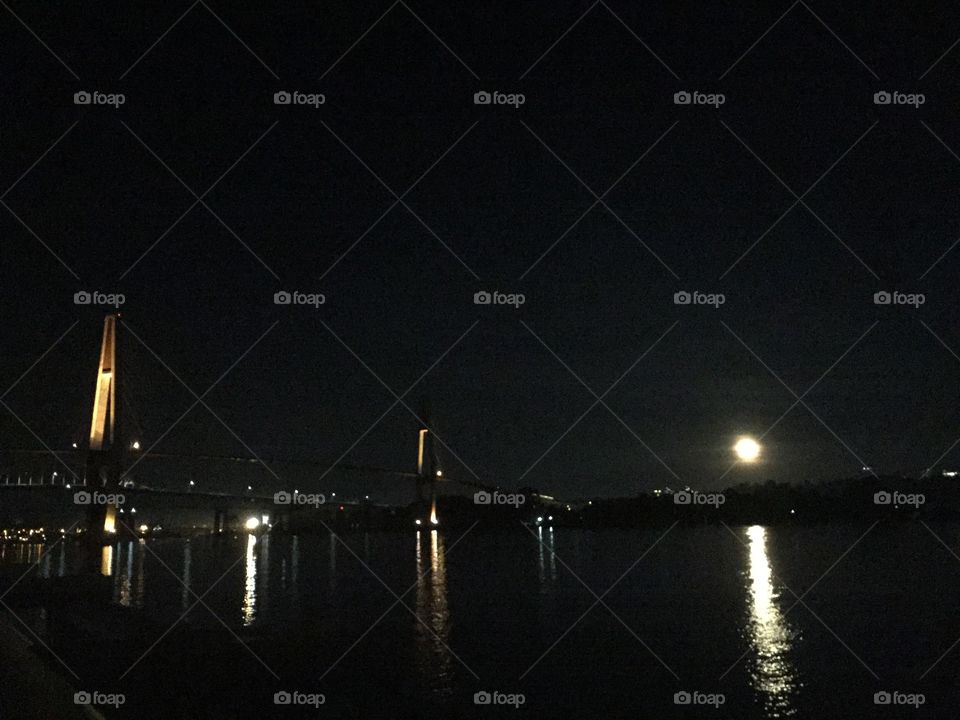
[2,524,958,718]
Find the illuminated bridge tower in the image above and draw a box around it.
[415,399,439,524]
[85,314,123,541]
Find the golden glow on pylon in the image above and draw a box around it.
[103,505,117,534]
[429,498,438,526]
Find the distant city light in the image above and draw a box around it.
[139,524,148,533]
[71,442,78,449]
[189,480,195,486]
[131,441,140,450]
[245,517,260,531]
[415,519,422,526]
[436,470,443,477]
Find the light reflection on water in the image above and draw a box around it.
[415,529,453,697]
[746,525,800,718]
[242,533,258,626]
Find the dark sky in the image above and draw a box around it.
[2,1,960,498]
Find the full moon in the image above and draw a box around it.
[734,436,761,462]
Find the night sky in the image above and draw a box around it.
[2,1,960,498]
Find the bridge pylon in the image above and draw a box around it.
[85,314,123,542]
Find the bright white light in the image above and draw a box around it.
[189,480,195,486]
[735,436,761,462]
[131,441,140,450]
[436,470,443,477]
[139,524,148,533]
[415,519,422,526]
[245,517,260,531]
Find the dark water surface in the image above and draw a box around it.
[3,524,959,718]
